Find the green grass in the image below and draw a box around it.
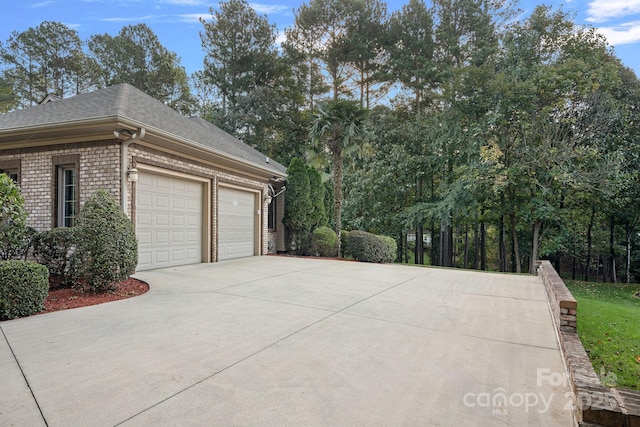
[565,280,640,390]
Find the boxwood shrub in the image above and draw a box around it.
[75,190,138,292]
[33,227,80,288]
[311,226,338,257]
[340,230,352,258]
[347,230,396,263]
[0,260,49,320]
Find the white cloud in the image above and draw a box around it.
[164,0,205,5]
[598,21,640,45]
[31,1,55,7]
[249,3,288,14]
[587,0,640,23]
[178,13,211,23]
[101,15,160,22]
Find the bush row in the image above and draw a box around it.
[0,260,49,320]
[1,179,138,319]
[342,230,396,263]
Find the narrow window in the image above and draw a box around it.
[267,197,276,230]
[57,166,77,227]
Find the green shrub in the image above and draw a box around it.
[0,260,49,320]
[33,228,80,288]
[0,174,32,260]
[379,235,398,263]
[340,230,351,258]
[311,226,338,257]
[348,230,395,263]
[76,190,138,292]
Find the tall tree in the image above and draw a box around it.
[1,21,99,107]
[200,0,277,115]
[289,0,359,102]
[310,100,368,252]
[386,0,437,112]
[343,0,389,108]
[89,23,192,112]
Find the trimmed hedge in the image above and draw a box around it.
[311,226,338,257]
[379,235,398,263]
[347,230,396,263]
[0,260,49,320]
[340,230,351,258]
[0,174,32,260]
[76,190,138,292]
[33,228,79,288]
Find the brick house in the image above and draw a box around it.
[0,84,287,271]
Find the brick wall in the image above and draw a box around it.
[0,141,120,231]
[1,140,278,258]
[536,261,640,427]
[129,144,272,258]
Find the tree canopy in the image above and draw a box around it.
[2,0,640,280]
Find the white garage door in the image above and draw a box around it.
[136,173,203,271]
[218,187,256,260]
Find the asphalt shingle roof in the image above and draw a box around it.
[0,83,286,175]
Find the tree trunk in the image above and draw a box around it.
[585,206,596,282]
[430,222,438,266]
[463,225,469,269]
[499,214,507,272]
[510,213,521,273]
[529,221,541,274]
[332,151,343,255]
[610,220,617,283]
[627,227,632,284]
[473,216,479,270]
[480,220,486,271]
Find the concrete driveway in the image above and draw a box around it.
[1,257,574,426]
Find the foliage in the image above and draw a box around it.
[340,230,351,258]
[75,190,137,292]
[33,228,80,288]
[310,99,368,254]
[0,21,100,107]
[283,158,311,252]
[347,230,395,263]
[307,166,327,229]
[566,280,640,390]
[0,174,33,260]
[88,24,192,113]
[0,260,49,320]
[380,235,398,263]
[311,226,338,257]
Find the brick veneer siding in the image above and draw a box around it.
[536,261,640,427]
[129,143,272,259]
[0,141,120,230]
[0,139,278,259]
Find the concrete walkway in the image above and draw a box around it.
[1,257,574,426]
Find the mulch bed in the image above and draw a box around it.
[41,278,149,314]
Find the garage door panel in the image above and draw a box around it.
[137,172,203,271]
[218,187,256,260]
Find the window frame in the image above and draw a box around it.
[0,159,21,185]
[52,155,80,228]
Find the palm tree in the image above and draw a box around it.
[309,99,368,253]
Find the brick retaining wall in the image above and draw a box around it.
[536,261,640,427]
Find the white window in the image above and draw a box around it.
[57,166,77,227]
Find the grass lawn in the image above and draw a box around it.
[565,280,640,390]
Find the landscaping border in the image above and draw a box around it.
[536,260,640,427]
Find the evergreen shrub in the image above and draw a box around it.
[0,260,49,320]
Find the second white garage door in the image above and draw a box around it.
[218,187,256,260]
[136,173,203,271]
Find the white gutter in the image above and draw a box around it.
[119,128,145,215]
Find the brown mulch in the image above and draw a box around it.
[41,278,149,314]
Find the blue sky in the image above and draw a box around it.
[1,0,639,78]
